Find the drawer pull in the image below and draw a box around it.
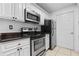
[13,17,15,19]
[18,43,21,45]
[20,48,22,50]
[17,49,20,51]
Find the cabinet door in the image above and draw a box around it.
[14,3,25,22]
[26,3,31,10]
[40,14,44,25]
[45,34,49,50]
[18,3,25,22]
[14,3,19,20]
[0,3,2,17]
[18,3,23,21]
[3,49,19,56]
[1,3,12,19]
[11,3,15,19]
[22,3,26,21]
[20,45,30,56]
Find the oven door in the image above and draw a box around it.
[31,37,45,56]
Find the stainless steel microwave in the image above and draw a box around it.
[24,8,40,24]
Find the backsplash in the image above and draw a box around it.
[0,18,41,33]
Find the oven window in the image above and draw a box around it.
[34,38,45,51]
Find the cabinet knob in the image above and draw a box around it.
[13,17,15,19]
[17,49,20,51]
[12,17,15,21]
[70,32,74,34]
[15,17,17,19]
[20,48,22,50]
[18,43,21,45]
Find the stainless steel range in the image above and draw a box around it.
[30,34,46,56]
[21,27,46,56]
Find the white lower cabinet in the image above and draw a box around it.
[3,45,30,56]
[4,49,19,56]
[20,45,30,56]
[0,38,30,56]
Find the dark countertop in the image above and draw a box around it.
[0,32,30,42]
[0,32,45,42]
[0,36,30,42]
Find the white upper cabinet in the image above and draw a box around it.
[0,3,48,24]
[26,3,32,10]
[14,3,19,20]
[0,4,2,17]
[22,3,26,19]
[11,3,15,19]
[18,3,24,20]
[40,14,44,25]
[0,3,12,19]
[12,3,25,22]
[0,3,25,22]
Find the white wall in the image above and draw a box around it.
[50,5,79,51]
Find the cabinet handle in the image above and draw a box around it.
[18,43,21,45]
[20,48,22,50]
[13,17,15,19]
[15,17,17,19]
[11,17,15,21]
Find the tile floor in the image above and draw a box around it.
[46,46,79,56]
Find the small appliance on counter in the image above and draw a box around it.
[21,27,46,56]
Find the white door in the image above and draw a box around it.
[57,12,74,49]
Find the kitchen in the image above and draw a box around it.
[0,3,79,56]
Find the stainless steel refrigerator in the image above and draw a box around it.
[41,20,56,49]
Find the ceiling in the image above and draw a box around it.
[36,3,73,13]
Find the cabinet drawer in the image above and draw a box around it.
[0,38,30,52]
[20,45,30,56]
[0,41,19,52]
[19,38,30,46]
[3,48,18,56]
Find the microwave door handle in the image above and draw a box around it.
[24,8,26,20]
